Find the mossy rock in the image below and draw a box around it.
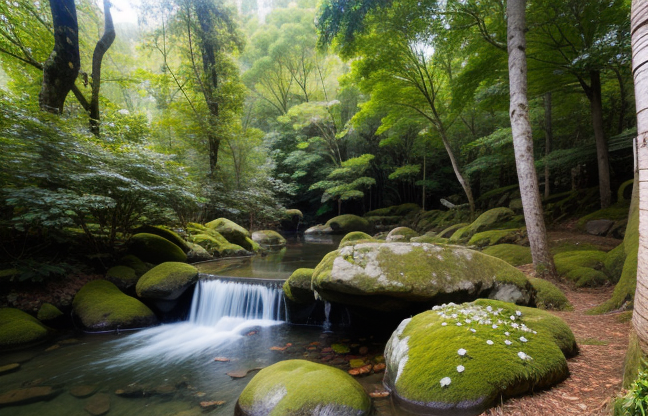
[339,231,375,248]
[304,224,334,235]
[365,216,403,228]
[449,226,472,243]
[450,208,516,243]
[244,237,261,252]
[311,243,535,311]
[482,245,532,267]
[136,262,198,300]
[205,218,250,248]
[576,204,629,230]
[251,230,286,248]
[386,227,419,242]
[564,267,609,287]
[236,360,371,416]
[37,303,63,321]
[554,250,608,287]
[129,233,187,265]
[105,266,138,290]
[0,308,50,351]
[384,299,576,415]
[283,268,315,304]
[118,255,150,277]
[438,223,470,238]
[528,278,572,311]
[468,228,526,248]
[410,235,449,244]
[365,203,420,217]
[285,209,304,219]
[191,233,249,257]
[132,225,191,253]
[73,280,157,331]
[186,242,212,262]
[325,214,371,234]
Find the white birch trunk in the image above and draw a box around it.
[507,0,556,277]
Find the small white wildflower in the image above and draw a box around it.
[452,314,458,318]
[533,331,537,334]
[516,310,522,316]
[486,306,493,312]
[448,302,456,306]
[456,322,462,326]
[432,305,440,311]
[458,348,467,356]
[492,324,498,329]
[505,340,512,345]
[465,319,472,324]
[510,315,516,321]
[512,323,519,329]
[505,332,510,336]
[441,322,447,326]
[440,377,451,387]
[518,351,532,361]
[457,365,465,373]
[486,340,494,345]
[520,337,528,343]
[470,328,476,333]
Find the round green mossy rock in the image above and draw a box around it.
[285,209,303,219]
[527,278,572,311]
[283,268,315,304]
[0,308,50,350]
[386,227,419,242]
[482,244,532,266]
[106,265,138,290]
[73,280,157,331]
[36,303,63,322]
[324,214,371,234]
[118,255,150,277]
[132,225,191,253]
[136,262,198,300]
[311,243,535,311]
[205,218,250,247]
[129,233,187,265]
[468,228,526,248]
[186,242,212,262]
[236,360,371,416]
[251,230,286,247]
[339,231,374,248]
[438,223,470,238]
[384,299,576,415]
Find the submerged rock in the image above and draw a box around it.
[136,262,198,300]
[73,280,158,331]
[311,243,535,311]
[235,360,371,416]
[384,299,577,415]
[129,233,187,264]
[0,386,61,407]
[69,385,99,398]
[84,393,110,416]
[0,308,50,351]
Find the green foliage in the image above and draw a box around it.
[310,154,376,204]
[619,365,648,416]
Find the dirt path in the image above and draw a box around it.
[482,281,630,416]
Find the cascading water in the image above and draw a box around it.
[105,279,286,365]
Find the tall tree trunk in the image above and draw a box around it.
[40,0,80,113]
[590,70,612,208]
[507,0,556,277]
[544,92,552,199]
[89,0,115,135]
[631,0,648,350]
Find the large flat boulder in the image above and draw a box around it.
[384,299,577,415]
[311,243,535,311]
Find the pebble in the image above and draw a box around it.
[84,393,110,416]
[69,385,98,398]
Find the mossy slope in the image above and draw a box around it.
[0,308,50,350]
[528,278,572,311]
[236,360,371,416]
[554,250,608,287]
[468,228,526,248]
[136,262,198,300]
[384,299,576,414]
[482,244,532,266]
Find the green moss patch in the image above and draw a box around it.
[384,299,575,414]
[577,205,629,230]
[132,225,191,253]
[450,208,516,243]
[237,360,371,416]
[205,218,250,247]
[73,280,157,331]
[325,214,371,234]
[482,245,532,267]
[129,233,187,264]
[285,209,303,219]
[365,203,420,217]
[283,268,315,304]
[339,231,374,248]
[554,250,608,287]
[118,255,150,277]
[0,308,50,350]
[527,278,572,311]
[386,227,419,242]
[437,223,470,238]
[37,303,63,321]
[469,228,526,248]
[136,262,198,300]
[106,266,138,290]
[190,233,248,257]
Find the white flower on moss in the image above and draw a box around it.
[533,331,537,334]
[452,314,458,318]
[441,322,447,327]
[520,337,528,343]
[505,332,510,336]
[518,351,532,361]
[470,328,476,333]
[511,323,519,329]
[516,310,522,316]
[433,305,441,311]
[510,315,516,321]
[458,348,467,356]
[505,340,512,345]
[492,324,498,329]
[465,319,472,324]
[457,365,465,373]
[486,340,494,345]
[486,306,493,312]
[440,377,451,387]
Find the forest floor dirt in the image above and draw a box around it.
[481,269,630,416]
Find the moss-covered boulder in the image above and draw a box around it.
[482,245,532,267]
[468,228,527,248]
[0,308,50,350]
[37,303,63,322]
[325,215,371,234]
[365,203,420,217]
[386,227,419,242]
[339,231,376,248]
[450,208,517,243]
[118,255,150,277]
[384,299,576,415]
[554,250,608,287]
[528,278,572,311]
[285,209,303,219]
[311,243,535,311]
[283,268,315,304]
[129,233,187,265]
[437,223,470,238]
[190,233,249,257]
[136,262,198,300]
[73,280,157,331]
[251,230,286,248]
[304,224,334,235]
[236,360,371,416]
[132,225,191,253]
[186,242,212,262]
[105,266,138,290]
[205,218,251,248]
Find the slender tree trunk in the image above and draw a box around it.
[507,0,556,277]
[631,0,648,349]
[422,149,426,211]
[40,0,80,113]
[89,0,115,135]
[590,71,612,208]
[544,92,552,199]
[439,129,475,217]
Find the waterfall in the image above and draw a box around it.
[189,279,285,326]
